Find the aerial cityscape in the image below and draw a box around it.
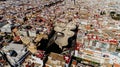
[0,0,120,67]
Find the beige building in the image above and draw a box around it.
[46,52,65,67]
